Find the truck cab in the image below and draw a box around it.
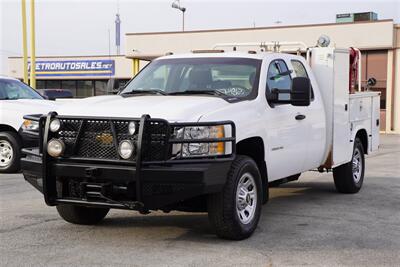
[20,42,380,240]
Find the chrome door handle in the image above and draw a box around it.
[295,114,306,120]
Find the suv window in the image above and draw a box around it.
[0,79,43,100]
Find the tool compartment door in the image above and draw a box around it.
[332,49,352,166]
[371,94,380,152]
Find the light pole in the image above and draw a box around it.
[21,0,28,84]
[171,0,186,32]
[30,0,36,89]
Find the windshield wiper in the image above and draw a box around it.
[168,90,228,97]
[121,89,167,96]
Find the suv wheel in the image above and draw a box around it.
[56,205,109,225]
[0,131,21,173]
[333,138,365,193]
[207,155,262,240]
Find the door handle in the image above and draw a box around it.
[295,114,306,120]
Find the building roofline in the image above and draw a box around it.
[125,19,394,36]
[8,54,127,59]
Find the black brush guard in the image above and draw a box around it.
[21,112,236,212]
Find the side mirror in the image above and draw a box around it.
[267,77,311,106]
[290,77,311,106]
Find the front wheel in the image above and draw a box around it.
[56,205,109,225]
[333,138,365,193]
[0,131,21,173]
[207,155,262,240]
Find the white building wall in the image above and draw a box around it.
[125,20,394,58]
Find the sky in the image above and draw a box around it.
[0,0,399,75]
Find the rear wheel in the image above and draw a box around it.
[56,205,109,225]
[333,138,365,193]
[0,131,21,173]
[207,155,262,240]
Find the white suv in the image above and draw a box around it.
[0,76,57,173]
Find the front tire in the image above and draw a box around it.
[0,131,21,173]
[333,138,365,193]
[207,155,262,240]
[56,205,109,225]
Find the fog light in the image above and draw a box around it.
[118,140,134,159]
[47,139,65,157]
[49,118,61,132]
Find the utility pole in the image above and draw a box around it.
[172,0,186,32]
[182,9,185,32]
[115,14,121,55]
[21,0,28,84]
[29,0,36,89]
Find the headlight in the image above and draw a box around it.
[49,118,61,132]
[174,125,225,157]
[22,120,39,131]
[47,139,65,157]
[128,121,137,135]
[189,126,210,139]
[118,140,135,159]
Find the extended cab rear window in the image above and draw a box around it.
[291,59,315,100]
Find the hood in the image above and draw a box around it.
[2,99,59,114]
[55,95,231,122]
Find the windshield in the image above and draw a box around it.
[0,79,43,100]
[121,57,261,99]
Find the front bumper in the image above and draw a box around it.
[18,128,39,148]
[20,113,236,212]
[22,153,232,210]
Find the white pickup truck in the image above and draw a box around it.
[21,43,380,240]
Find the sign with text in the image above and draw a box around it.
[28,60,115,77]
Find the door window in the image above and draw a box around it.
[266,60,291,103]
[267,60,291,91]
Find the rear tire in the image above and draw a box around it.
[207,155,262,240]
[0,131,21,173]
[56,205,109,225]
[333,138,365,193]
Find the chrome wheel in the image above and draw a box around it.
[352,147,362,183]
[0,140,14,168]
[236,172,257,224]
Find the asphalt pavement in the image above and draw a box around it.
[1,134,399,267]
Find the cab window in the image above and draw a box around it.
[291,60,308,78]
[291,60,314,100]
[266,60,291,92]
[266,59,292,104]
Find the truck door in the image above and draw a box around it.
[289,59,326,170]
[264,59,309,180]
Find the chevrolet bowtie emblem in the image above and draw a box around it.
[96,133,113,144]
